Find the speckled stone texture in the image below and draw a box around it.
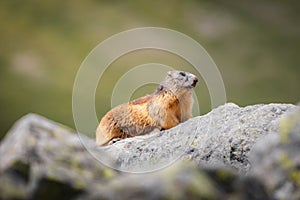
[0,114,116,200]
[104,103,295,173]
[0,103,299,200]
[250,106,300,200]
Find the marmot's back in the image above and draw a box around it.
[96,71,198,146]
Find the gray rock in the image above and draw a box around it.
[88,163,271,200]
[101,103,295,173]
[0,103,298,200]
[250,106,300,200]
[0,114,116,200]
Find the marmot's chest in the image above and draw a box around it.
[176,91,193,122]
[147,89,193,127]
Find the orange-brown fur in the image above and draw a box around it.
[96,71,198,145]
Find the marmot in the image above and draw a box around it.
[96,71,198,146]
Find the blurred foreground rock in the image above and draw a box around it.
[0,114,116,200]
[0,103,299,200]
[250,105,300,200]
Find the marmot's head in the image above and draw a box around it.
[160,71,198,93]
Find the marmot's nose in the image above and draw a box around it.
[192,77,198,87]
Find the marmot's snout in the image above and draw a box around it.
[191,77,198,87]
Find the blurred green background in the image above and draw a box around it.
[1,0,299,140]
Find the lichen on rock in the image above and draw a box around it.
[0,103,299,199]
[250,106,300,200]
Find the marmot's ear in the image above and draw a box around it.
[167,71,172,76]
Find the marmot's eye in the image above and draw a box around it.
[179,72,186,77]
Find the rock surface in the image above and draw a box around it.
[102,103,295,173]
[250,106,300,200]
[0,103,299,200]
[0,114,116,200]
